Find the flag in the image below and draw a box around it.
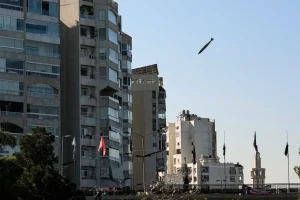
[98,136,106,156]
[72,137,76,160]
[284,142,289,156]
[253,132,258,152]
[192,144,196,165]
[129,137,133,152]
[223,143,226,156]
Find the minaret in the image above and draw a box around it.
[251,152,266,188]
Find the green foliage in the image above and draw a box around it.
[295,166,300,179]
[0,127,85,200]
[0,131,17,147]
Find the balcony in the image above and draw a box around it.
[80,112,96,126]
[81,75,97,86]
[80,0,93,6]
[0,111,23,118]
[80,14,95,26]
[81,179,96,187]
[80,56,95,66]
[80,37,95,46]
[81,157,96,167]
[80,95,96,106]
[0,89,24,102]
[99,96,119,109]
[27,113,59,126]
[81,137,97,146]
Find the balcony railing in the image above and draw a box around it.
[27,113,58,121]
[80,14,95,20]
[0,111,23,117]
[26,71,60,79]
[81,112,95,118]
[0,67,24,75]
[0,3,23,11]
[0,89,23,96]
[28,91,59,100]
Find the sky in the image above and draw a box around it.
[117,0,300,184]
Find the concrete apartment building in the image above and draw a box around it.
[132,64,167,188]
[60,0,133,189]
[165,110,243,188]
[0,0,61,156]
[166,110,217,173]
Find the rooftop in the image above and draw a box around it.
[132,64,159,75]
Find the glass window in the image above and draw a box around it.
[108,28,118,44]
[0,37,24,50]
[109,48,118,64]
[26,62,59,79]
[99,28,106,40]
[27,104,58,115]
[108,10,117,25]
[109,68,118,83]
[0,79,22,95]
[26,20,59,37]
[26,41,59,58]
[99,47,106,60]
[100,107,119,119]
[0,15,24,31]
[28,83,58,99]
[99,10,106,20]
[121,60,132,72]
[0,58,24,74]
[49,2,58,17]
[28,0,42,14]
[123,110,132,120]
[99,67,106,77]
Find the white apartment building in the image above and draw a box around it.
[166,110,217,174]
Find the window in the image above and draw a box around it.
[0,36,23,51]
[173,158,176,165]
[108,68,118,83]
[108,28,118,45]
[81,68,87,76]
[121,60,132,72]
[80,27,87,36]
[152,90,156,99]
[0,58,24,74]
[99,28,106,40]
[99,10,106,20]
[27,104,58,115]
[100,107,119,119]
[28,0,58,17]
[201,175,209,182]
[230,176,236,182]
[194,177,197,182]
[176,149,181,154]
[152,119,156,131]
[0,15,24,31]
[81,87,88,96]
[0,79,22,95]
[123,110,132,120]
[26,62,59,79]
[81,149,89,158]
[108,10,117,25]
[201,167,209,173]
[99,47,106,60]
[28,84,58,99]
[123,77,131,87]
[229,167,236,175]
[26,20,59,37]
[109,48,119,64]
[177,142,180,146]
[26,41,59,58]
[99,67,106,77]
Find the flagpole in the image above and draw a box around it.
[223,131,226,190]
[286,130,290,193]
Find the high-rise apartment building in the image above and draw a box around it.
[132,64,167,188]
[60,0,132,189]
[0,0,61,156]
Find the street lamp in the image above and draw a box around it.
[61,135,71,176]
[125,130,163,193]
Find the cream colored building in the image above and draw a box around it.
[251,152,266,188]
[132,64,166,189]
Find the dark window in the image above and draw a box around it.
[7,60,23,70]
[99,28,106,40]
[81,68,87,76]
[42,1,49,15]
[152,90,156,99]
[176,149,181,154]
[166,151,169,155]
[152,119,156,131]
[80,28,87,36]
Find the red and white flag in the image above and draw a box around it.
[98,136,106,156]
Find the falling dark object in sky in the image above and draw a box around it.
[198,38,214,55]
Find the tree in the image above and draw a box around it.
[0,131,16,147]
[294,148,300,180]
[0,127,85,200]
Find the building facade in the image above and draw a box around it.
[251,152,266,188]
[0,0,61,156]
[60,0,132,189]
[164,155,244,189]
[166,110,217,174]
[132,64,167,188]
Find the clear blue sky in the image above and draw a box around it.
[117,0,300,184]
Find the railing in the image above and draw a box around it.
[0,67,24,75]
[26,71,60,79]
[0,111,23,117]
[26,49,60,59]
[0,89,23,96]
[83,0,93,2]
[28,91,59,100]
[0,46,24,53]
[27,113,58,121]
[80,14,95,20]
[0,3,23,11]
[81,111,95,118]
